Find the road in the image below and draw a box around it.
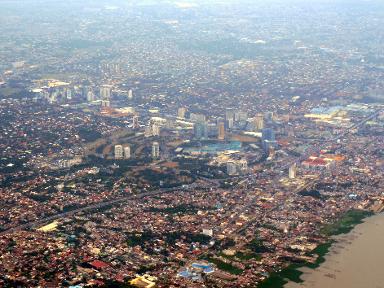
[1,109,381,237]
[0,181,209,236]
[223,108,383,238]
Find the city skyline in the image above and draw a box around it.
[0,1,383,287]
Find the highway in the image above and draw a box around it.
[1,109,381,237]
[0,181,207,236]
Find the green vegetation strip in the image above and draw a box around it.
[221,251,262,261]
[258,242,333,288]
[321,209,373,236]
[205,257,243,275]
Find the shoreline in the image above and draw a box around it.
[257,209,373,288]
[284,212,384,288]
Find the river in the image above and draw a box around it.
[285,213,384,288]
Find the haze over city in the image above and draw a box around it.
[0,0,383,287]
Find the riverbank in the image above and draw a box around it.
[257,209,373,288]
[285,212,384,288]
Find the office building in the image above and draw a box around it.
[194,122,208,140]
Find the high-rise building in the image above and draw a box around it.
[87,90,95,102]
[194,122,208,140]
[82,86,89,98]
[262,128,275,142]
[263,140,277,153]
[144,126,152,138]
[65,88,72,100]
[112,63,121,75]
[101,100,111,107]
[152,142,160,159]
[262,128,277,152]
[49,89,59,103]
[114,145,124,159]
[254,114,264,131]
[289,163,297,179]
[235,111,248,122]
[227,159,248,175]
[287,126,295,138]
[132,115,139,129]
[190,113,206,123]
[225,110,235,122]
[124,146,131,159]
[226,118,234,129]
[239,159,248,173]
[264,111,274,122]
[178,107,187,119]
[151,123,160,136]
[100,85,112,100]
[128,89,133,100]
[218,122,225,140]
[226,162,238,176]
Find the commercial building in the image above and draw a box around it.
[194,122,208,140]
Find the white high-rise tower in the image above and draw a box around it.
[152,142,160,159]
